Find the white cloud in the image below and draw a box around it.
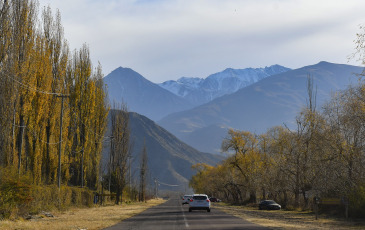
[37,0,365,82]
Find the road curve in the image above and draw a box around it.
[104,198,269,230]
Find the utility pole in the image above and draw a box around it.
[81,147,84,188]
[128,154,132,199]
[57,94,69,189]
[109,136,114,192]
[154,178,158,198]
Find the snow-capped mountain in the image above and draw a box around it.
[159,77,203,97]
[158,62,362,154]
[159,65,291,106]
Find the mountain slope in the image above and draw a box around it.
[129,112,224,191]
[158,62,362,154]
[102,112,225,192]
[104,67,192,121]
[159,65,291,106]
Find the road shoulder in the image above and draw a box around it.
[214,203,365,229]
[0,199,167,230]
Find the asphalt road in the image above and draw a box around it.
[104,198,269,230]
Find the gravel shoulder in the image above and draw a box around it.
[214,203,365,229]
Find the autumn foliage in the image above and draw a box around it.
[0,0,109,218]
[190,77,365,217]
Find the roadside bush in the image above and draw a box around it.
[0,175,33,219]
[0,168,95,219]
[70,187,93,207]
[30,185,94,213]
[348,185,365,218]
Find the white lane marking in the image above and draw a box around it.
[181,204,189,228]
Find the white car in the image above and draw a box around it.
[182,195,192,205]
[189,194,211,212]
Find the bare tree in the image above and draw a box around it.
[139,141,148,202]
[110,103,130,204]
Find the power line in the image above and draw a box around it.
[8,108,110,146]
[4,73,69,96]
[37,137,63,145]
[3,72,111,143]
[10,120,64,145]
[68,107,112,143]
[4,74,111,147]
[157,180,180,187]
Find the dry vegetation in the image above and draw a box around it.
[214,203,365,230]
[0,199,166,230]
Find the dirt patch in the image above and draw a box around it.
[0,199,166,230]
[214,203,365,229]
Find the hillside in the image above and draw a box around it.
[158,62,363,154]
[102,112,225,192]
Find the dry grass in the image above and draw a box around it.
[0,199,166,230]
[214,203,365,230]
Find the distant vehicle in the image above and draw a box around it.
[182,195,193,205]
[259,200,281,210]
[209,197,221,202]
[189,194,211,212]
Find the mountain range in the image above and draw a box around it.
[103,62,363,155]
[159,65,291,106]
[104,65,289,120]
[158,61,362,153]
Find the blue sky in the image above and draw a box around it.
[38,0,365,83]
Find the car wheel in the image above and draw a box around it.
[189,208,192,212]
[207,208,211,212]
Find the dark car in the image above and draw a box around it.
[259,200,281,210]
[209,197,221,202]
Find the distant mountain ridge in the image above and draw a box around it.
[158,62,363,154]
[104,67,193,121]
[159,65,291,106]
[102,62,361,155]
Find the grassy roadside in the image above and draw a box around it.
[0,199,166,230]
[214,203,365,229]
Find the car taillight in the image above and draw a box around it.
[207,199,210,202]
[190,199,193,202]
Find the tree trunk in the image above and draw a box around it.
[294,188,300,208]
[115,183,120,205]
[249,190,256,203]
[17,113,25,175]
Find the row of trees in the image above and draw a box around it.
[0,0,109,190]
[0,1,151,210]
[190,75,365,212]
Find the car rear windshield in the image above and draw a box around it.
[266,200,276,204]
[193,196,207,200]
